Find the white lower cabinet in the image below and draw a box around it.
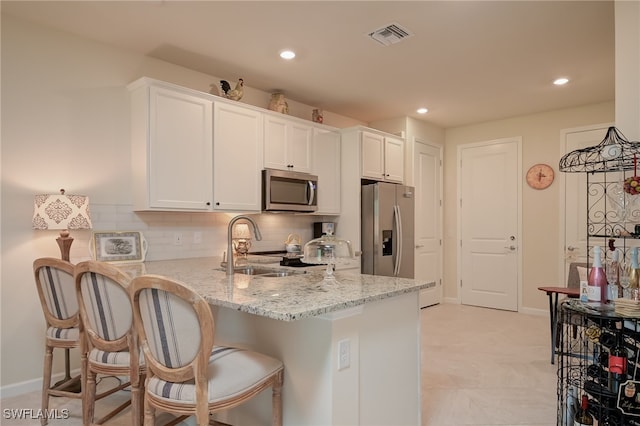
[130,79,213,211]
[212,102,263,212]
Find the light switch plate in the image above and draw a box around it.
[338,339,350,370]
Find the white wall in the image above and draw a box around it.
[368,116,446,187]
[615,0,640,140]
[369,107,618,313]
[0,14,362,391]
[443,102,615,311]
[3,4,638,392]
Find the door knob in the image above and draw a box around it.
[415,244,424,249]
[504,245,517,251]
[567,246,576,251]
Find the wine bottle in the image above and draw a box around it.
[588,246,608,303]
[630,247,640,293]
[608,321,628,395]
[574,394,594,425]
[566,385,578,426]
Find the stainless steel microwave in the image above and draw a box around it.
[262,169,318,212]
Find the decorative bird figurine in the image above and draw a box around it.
[220,78,244,101]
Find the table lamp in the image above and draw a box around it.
[232,222,252,259]
[32,189,92,261]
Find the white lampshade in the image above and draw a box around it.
[32,190,92,262]
[32,190,92,231]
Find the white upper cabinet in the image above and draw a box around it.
[212,102,263,212]
[383,136,404,183]
[312,128,341,215]
[130,79,213,211]
[360,130,404,183]
[129,77,264,213]
[264,114,312,173]
[361,131,385,180]
[339,127,405,254]
[129,77,340,214]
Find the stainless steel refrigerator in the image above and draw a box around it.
[361,182,415,278]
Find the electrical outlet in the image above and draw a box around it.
[338,339,350,370]
[193,232,202,244]
[174,232,183,246]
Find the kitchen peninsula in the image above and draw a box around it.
[128,257,431,426]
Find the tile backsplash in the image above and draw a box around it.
[70,204,328,263]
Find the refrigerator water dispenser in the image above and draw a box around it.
[382,230,393,256]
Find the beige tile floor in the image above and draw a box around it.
[421,303,557,426]
[1,303,557,425]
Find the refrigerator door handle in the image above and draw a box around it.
[394,204,403,276]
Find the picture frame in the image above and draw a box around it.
[91,231,147,263]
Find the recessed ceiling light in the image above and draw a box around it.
[280,50,296,60]
[553,78,569,86]
[417,108,428,114]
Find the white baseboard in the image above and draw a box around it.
[0,369,80,398]
[439,297,549,317]
[520,306,549,317]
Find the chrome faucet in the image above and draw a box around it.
[226,215,262,275]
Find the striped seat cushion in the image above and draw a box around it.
[39,266,77,320]
[146,346,283,404]
[138,288,202,368]
[80,272,132,341]
[88,348,145,368]
[46,325,79,342]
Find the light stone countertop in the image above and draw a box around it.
[120,257,433,321]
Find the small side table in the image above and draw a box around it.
[537,286,580,364]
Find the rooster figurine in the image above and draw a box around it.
[220,78,244,101]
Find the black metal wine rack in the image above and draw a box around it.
[557,299,640,425]
[560,126,640,269]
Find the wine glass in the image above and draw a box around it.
[620,262,631,298]
[607,263,618,298]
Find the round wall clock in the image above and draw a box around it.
[526,163,554,190]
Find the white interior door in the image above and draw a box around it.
[414,140,442,307]
[561,124,612,281]
[459,138,521,311]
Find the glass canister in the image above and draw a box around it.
[303,232,354,284]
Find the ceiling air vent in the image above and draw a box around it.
[368,23,413,46]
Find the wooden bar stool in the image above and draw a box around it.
[75,260,145,425]
[130,274,284,426]
[33,258,82,426]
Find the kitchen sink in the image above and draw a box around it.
[233,266,277,275]
[231,266,304,277]
[257,271,294,278]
